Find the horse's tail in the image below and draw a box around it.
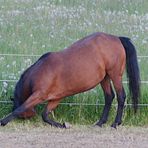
[119,37,140,113]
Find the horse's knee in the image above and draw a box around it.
[19,108,36,119]
[42,108,50,122]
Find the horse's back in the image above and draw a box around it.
[53,32,125,96]
[14,32,126,102]
[61,32,125,74]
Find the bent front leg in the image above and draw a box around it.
[42,99,66,128]
[0,91,44,126]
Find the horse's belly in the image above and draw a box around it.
[61,67,105,96]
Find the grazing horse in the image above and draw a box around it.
[0,32,140,128]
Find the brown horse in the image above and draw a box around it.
[0,32,140,128]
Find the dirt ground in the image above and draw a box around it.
[0,123,148,148]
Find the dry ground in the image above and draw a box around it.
[0,123,148,148]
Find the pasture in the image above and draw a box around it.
[0,0,148,127]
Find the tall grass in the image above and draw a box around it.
[0,0,148,126]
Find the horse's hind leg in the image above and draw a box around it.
[0,91,44,126]
[111,76,126,128]
[95,76,115,127]
[42,99,66,128]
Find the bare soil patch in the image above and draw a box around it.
[0,123,148,148]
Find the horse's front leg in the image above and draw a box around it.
[0,91,44,126]
[42,99,66,128]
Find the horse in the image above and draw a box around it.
[0,32,140,128]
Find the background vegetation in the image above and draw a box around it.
[0,0,148,126]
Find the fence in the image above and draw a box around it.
[0,0,148,108]
[0,53,148,107]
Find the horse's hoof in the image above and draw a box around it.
[0,120,7,126]
[111,121,121,129]
[111,123,117,129]
[52,122,68,129]
[94,121,105,128]
[62,123,66,128]
[63,122,71,129]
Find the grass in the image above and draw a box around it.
[0,0,148,126]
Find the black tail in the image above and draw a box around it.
[119,37,140,113]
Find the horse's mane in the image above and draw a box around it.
[21,52,51,78]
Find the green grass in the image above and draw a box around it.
[0,0,148,126]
